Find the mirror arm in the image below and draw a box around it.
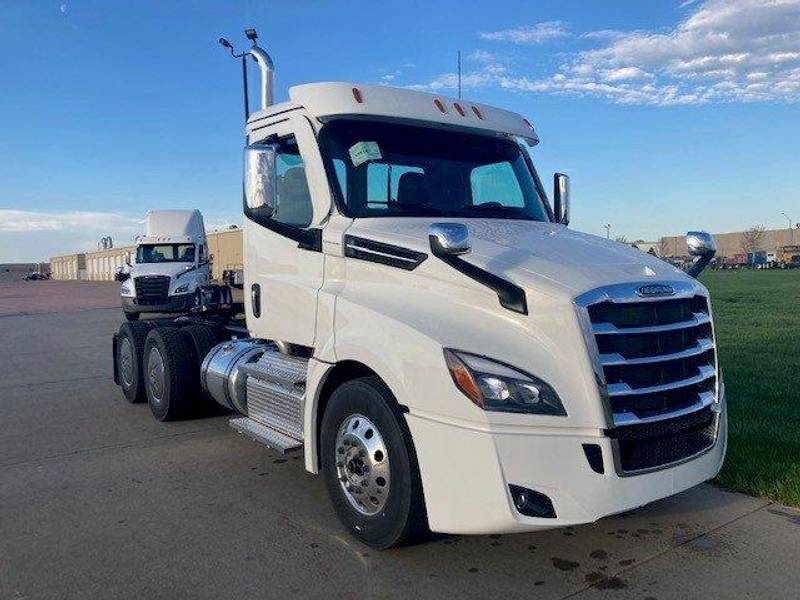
[686,255,714,278]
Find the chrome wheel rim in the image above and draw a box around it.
[335,414,390,516]
[119,337,134,387]
[147,347,165,405]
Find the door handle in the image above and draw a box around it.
[251,283,261,317]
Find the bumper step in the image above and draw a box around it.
[229,417,302,454]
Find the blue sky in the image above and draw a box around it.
[1,0,798,262]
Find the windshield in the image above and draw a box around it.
[320,120,550,221]
[136,244,195,264]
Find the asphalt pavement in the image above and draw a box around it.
[1,282,798,600]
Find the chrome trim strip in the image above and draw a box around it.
[600,338,714,367]
[612,391,716,426]
[576,280,702,306]
[592,312,710,335]
[607,365,716,397]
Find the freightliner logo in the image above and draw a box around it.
[636,284,675,297]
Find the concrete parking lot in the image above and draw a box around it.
[1,281,798,600]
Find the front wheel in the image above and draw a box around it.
[320,376,428,548]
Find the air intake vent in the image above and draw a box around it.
[134,275,170,305]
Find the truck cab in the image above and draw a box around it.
[113,33,725,549]
[119,209,210,321]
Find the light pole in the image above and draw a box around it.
[604,223,611,239]
[781,212,793,244]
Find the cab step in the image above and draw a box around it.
[229,417,302,454]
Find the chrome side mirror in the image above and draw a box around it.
[244,144,278,217]
[553,173,570,225]
[114,266,129,282]
[685,231,717,278]
[428,223,471,256]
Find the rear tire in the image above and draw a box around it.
[321,376,428,548]
[180,324,223,410]
[143,327,197,421]
[124,311,140,322]
[117,321,155,403]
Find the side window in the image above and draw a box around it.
[470,162,525,208]
[366,163,425,210]
[333,158,347,200]
[273,136,313,228]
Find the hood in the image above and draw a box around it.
[346,218,688,298]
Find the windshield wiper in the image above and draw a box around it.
[388,203,445,216]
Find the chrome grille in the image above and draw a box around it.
[134,275,170,305]
[577,281,720,474]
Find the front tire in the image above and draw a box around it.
[321,376,428,548]
[143,327,196,421]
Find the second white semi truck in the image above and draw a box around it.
[112,30,726,548]
[117,209,211,321]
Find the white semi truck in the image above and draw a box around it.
[117,209,211,321]
[113,30,725,548]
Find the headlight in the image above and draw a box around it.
[174,283,190,294]
[443,349,566,416]
[120,281,134,296]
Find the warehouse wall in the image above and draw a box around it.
[661,227,799,259]
[86,246,135,281]
[50,254,86,280]
[207,228,243,281]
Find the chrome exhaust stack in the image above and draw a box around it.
[244,28,274,109]
[685,231,717,278]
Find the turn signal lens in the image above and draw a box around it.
[444,349,483,406]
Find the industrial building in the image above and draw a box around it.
[661,226,799,260]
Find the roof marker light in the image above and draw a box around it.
[471,106,484,120]
[453,102,465,116]
[352,87,363,103]
[434,98,447,113]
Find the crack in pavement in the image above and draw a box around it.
[560,499,773,599]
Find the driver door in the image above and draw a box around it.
[243,114,330,347]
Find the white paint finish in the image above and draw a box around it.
[407,402,726,534]
[246,82,539,143]
[143,209,206,242]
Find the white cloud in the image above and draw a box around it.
[0,209,141,233]
[413,0,800,105]
[479,21,569,45]
[468,49,498,63]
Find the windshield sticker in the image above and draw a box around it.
[349,141,382,167]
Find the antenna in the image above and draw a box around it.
[218,35,249,121]
[457,50,462,99]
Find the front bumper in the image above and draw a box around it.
[122,294,192,315]
[405,392,727,535]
